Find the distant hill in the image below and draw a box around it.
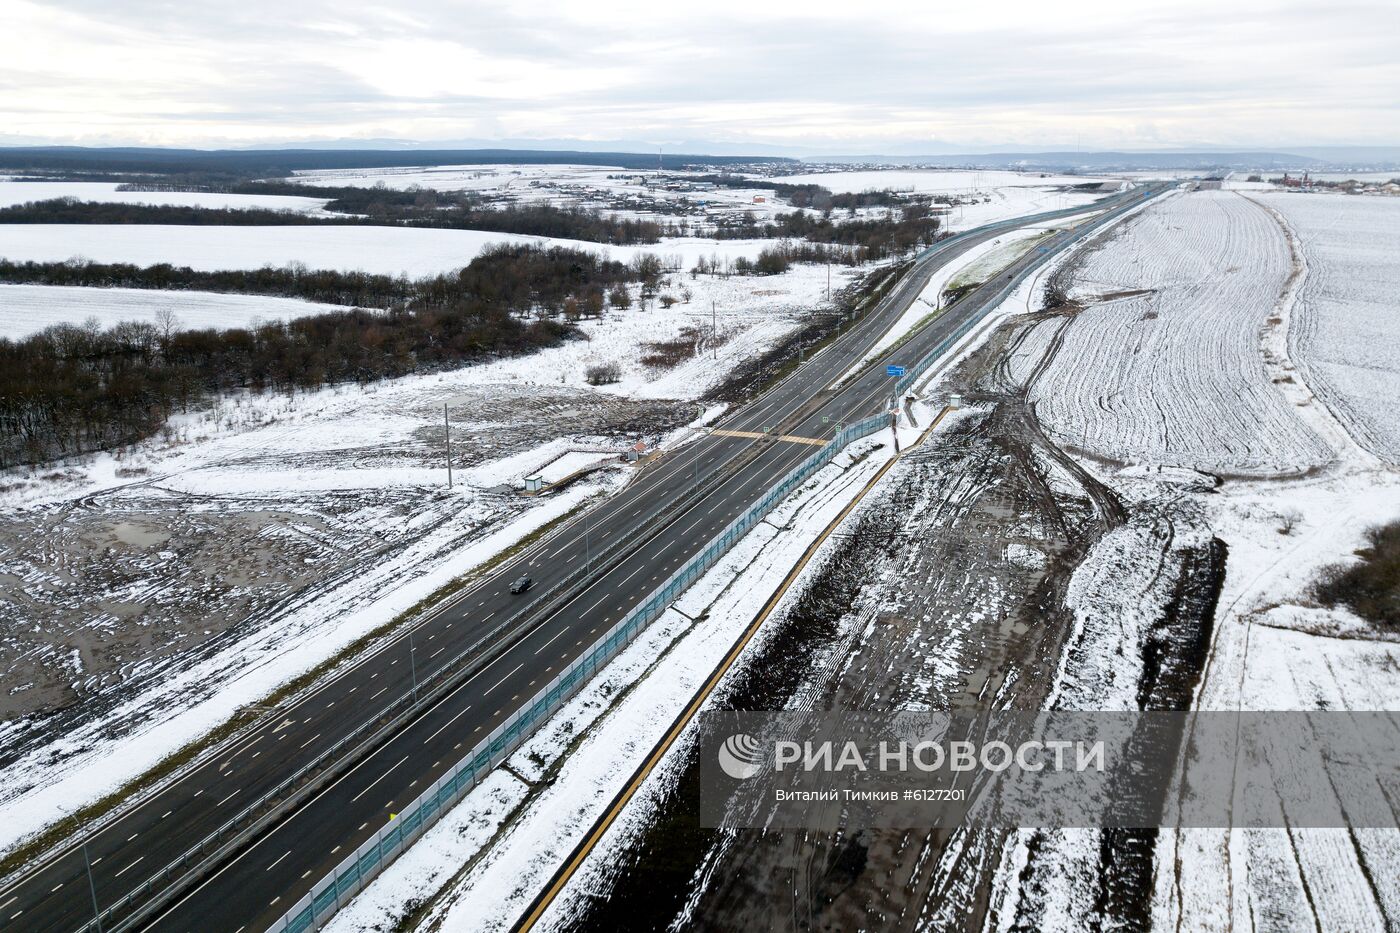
[0,146,798,176]
[812,150,1349,172]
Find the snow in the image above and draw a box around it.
[288,163,633,192]
[1031,189,1334,476]
[0,283,352,338]
[0,180,330,213]
[952,181,1400,932]
[1255,191,1400,463]
[0,224,777,278]
[287,163,799,222]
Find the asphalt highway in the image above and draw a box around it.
[0,183,1160,933]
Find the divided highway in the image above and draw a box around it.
[0,184,1161,933]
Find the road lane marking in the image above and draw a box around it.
[216,789,240,807]
[300,732,321,749]
[486,663,523,695]
[534,628,567,654]
[351,754,410,804]
[114,856,143,878]
[266,850,291,871]
[425,703,474,744]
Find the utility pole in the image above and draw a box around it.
[83,842,103,933]
[826,261,831,301]
[443,402,453,489]
[711,300,717,360]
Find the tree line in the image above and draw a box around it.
[693,174,919,211]
[0,258,416,307]
[717,203,944,262]
[0,194,672,244]
[0,245,658,468]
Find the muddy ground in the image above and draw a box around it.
[563,279,1225,931]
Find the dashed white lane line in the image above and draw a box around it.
[350,755,410,804]
[114,856,143,878]
[425,703,474,744]
[534,628,567,654]
[300,732,321,749]
[216,788,240,807]
[266,850,291,871]
[485,663,524,695]
[580,593,608,616]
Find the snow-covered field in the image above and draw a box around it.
[0,283,351,338]
[0,225,775,277]
[288,162,798,222]
[289,163,628,192]
[1256,191,1400,463]
[1030,189,1334,476]
[1013,186,1400,931]
[0,180,330,213]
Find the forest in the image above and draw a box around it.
[0,244,658,467]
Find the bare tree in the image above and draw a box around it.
[154,307,181,341]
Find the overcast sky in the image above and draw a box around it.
[4,0,1397,153]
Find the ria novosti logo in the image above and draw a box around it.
[717,733,764,779]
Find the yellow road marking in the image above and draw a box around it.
[517,405,954,931]
[711,428,827,447]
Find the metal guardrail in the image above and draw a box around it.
[268,412,890,933]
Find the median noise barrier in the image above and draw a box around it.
[269,411,890,933]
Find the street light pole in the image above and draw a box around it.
[444,402,453,490]
[83,842,103,933]
[408,631,419,701]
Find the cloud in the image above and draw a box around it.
[3,0,1397,151]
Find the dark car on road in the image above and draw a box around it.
[510,575,533,594]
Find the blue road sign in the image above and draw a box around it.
[886,365,906,377]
